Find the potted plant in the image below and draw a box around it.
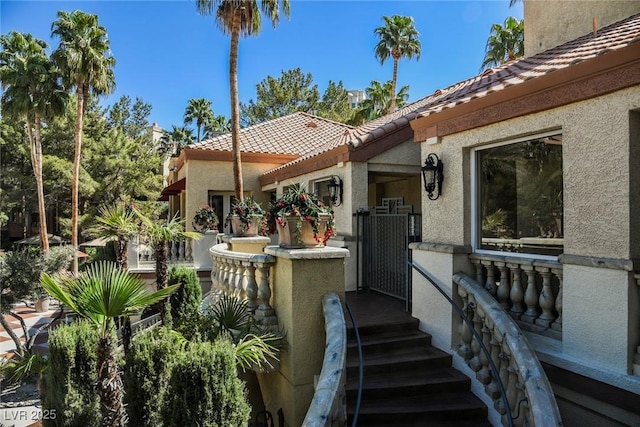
[225,196,265,237]
[267,184,335,248]
[192,205,219,233]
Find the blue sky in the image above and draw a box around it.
[1,1,523,129]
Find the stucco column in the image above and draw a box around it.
[220,235,270,254]
[258,246,349,427]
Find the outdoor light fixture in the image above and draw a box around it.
[421,153,444,200]
[327,175,343,206]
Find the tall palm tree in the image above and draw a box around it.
[87,203,138,270]
[51,10,116,274]
[196,0,290,201]
[41,262,178,427]
[374,15,421,114]
[0,32,66,253]
[203,114,231,139]
[481,16,524,71]
[158,125,195,156]
[184,97,214,143]
[351,80,409,125]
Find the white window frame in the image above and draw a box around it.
[470,129,563,261]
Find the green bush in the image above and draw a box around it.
[44,320,100,427]
[168,266,202,336]
[124,327,185,427]
[163,338,251,427]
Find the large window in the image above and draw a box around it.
[476,133,563,257]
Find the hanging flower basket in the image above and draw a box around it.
[192,205,219,232]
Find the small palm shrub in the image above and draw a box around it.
[162,338,251,427]
[124,327,186,427]
[44,320,101,427]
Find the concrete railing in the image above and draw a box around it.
[453,272,562,427]
[209,242,277,324]
[128,232,218,271]
[468,253,562,338]
[302,293,347,427]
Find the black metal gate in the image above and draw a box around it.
[356,198,421,309]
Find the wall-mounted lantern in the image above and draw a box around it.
[327,175,343,206]
[421,153,444,200]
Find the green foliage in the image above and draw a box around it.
[481,16,524,71]
[240,68,353,126]
[1,352,47,384]
[163,338,251,427]
[167,266,202,337]
[124,327,186,427]
[184,97,214,143]
[44,320,101,427]
[351,80,410,125]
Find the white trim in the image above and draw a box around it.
[470,130,563,259]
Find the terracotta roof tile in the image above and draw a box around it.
[189,112,352,156]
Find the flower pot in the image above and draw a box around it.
[277,214,330,249]
[231,214,262,237]
[34,297,50,313]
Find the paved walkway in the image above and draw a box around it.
[0,303,65,361]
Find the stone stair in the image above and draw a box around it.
[346,313,491,426]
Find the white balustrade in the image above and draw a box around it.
[469,254,562,337]
[454,272,562,426]
[209,243,276,325]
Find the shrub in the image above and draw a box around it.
[124,327,186,427]
[163,338,251,427]
[44,320,100,427]
[168,266,202,337]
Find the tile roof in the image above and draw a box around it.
[188,111,353,156]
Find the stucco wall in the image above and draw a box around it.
[184,159,281,231]
[524,0,640,56]
[422,86,640,260]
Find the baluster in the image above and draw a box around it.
[487,323,501,400]
[496,262,511,310]
[551,268,563,332]
[496,338,509,416]
[471,258,484,285]
[481,260,497,296]
[170,241,178,262]
[221,259,231,293]
[256,263,275,320]
[178,241,185,261]
[210,256,218,289]
[508,263,525,319]
[185,239,193,262]
[228,262,239,295]
[457,288,473,360]
[506,357,519,423]
[514,381,527,427]
[535,267,555,328]
[468,297,483,372]
[244,263,258,312]
[235,262,247,299]
[476,307,492,386]
[521,265,539,324]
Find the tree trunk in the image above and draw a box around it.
[96,333,127,427]
[0,314,25,358]
[389,57,399,114]
[71,82,85,275]
[33,113,49,253]
[155,241,168,291]
[230,13,244,200]
[116,239,128,271]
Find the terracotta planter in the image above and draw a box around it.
[34,297,50,313]
[231,214,262,237]
[276,214,330,249]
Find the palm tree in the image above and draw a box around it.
[203,114,231,139]
[51,10,116,274]
[481,16,524,71]
[351,80,409,125]
[184,97,215,143]
[374,15,421,114]
[87,203,138,270]
[136,212,200,293]
[40,261,178,427]
[0,32,66,253]
[158,125,195,156]
[196,0,290,201]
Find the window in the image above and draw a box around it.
[476,133,563,257]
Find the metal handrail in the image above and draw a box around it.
[345,301,363,427]
[410,260,514,427]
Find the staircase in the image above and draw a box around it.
[346,293,491,426]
